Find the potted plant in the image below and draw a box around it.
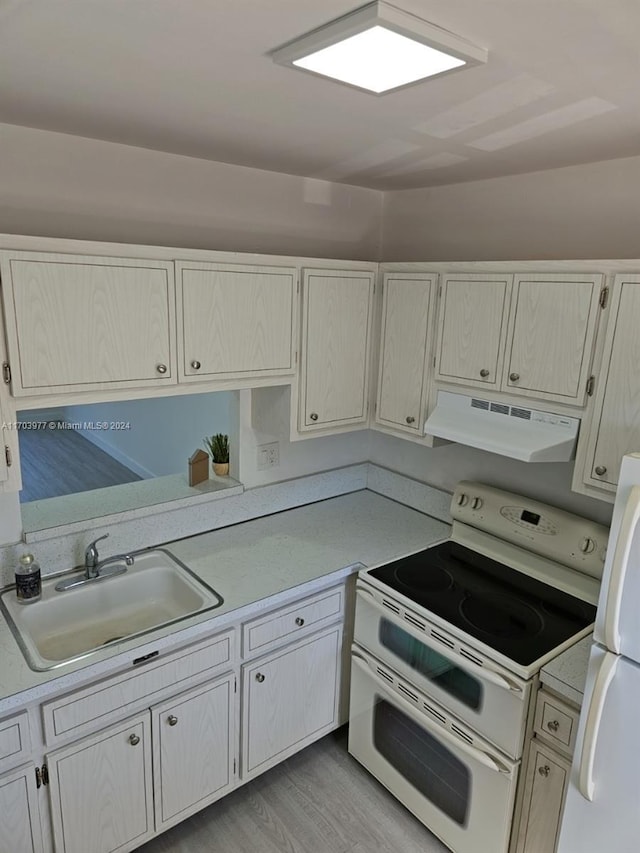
[204,433,230,477]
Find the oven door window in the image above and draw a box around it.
[373,697,470,826]
[379,618,482,711]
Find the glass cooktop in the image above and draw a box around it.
[367,541,596,666]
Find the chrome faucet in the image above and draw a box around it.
[85,534,134,579]
[55,533,135,592]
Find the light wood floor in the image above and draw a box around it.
[18,426,142,502]
[138,727,448,853]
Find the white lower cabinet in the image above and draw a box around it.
[514,689,579,853]
[0,763,44,853]
[241,625,342,780]
[47,712,154,853]
[47,672,235,853]
[152,676,235,831]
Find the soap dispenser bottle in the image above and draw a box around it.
[15,553,42,603]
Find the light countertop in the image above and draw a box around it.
[540,634,592,706]
[0,490,450,714]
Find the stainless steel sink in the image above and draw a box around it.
[0,548,223,671]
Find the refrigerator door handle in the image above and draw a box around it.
[578,650,618,801]
[604,485,640,652]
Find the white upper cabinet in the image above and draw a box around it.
[299,268,375,432]
[176,261,296,382]
[435,273,512,390]
[375,272,436,435]
[0,252,176,396]
[581,275,640,491]
[434,271,603,406]
[502,273,603,405]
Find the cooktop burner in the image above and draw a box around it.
[367,541,596,666]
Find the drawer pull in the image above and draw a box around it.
[255,673,265,683]
[128,734,140,746]
[509,372,520,382]
[156,363,167,375]
[295,617,305,627]
[167,715,178,727]
[479,368,490,378]
[405,416,415,424]
[547,719,560,733]
[191,360,201,370]
[538,764,551,777]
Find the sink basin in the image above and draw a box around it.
[0,548,223,671]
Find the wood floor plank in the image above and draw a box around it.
[138,729,449,853]
[18,426,142,502]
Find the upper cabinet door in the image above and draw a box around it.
[0,252,176,396]
[300,268,374,431]
[375,272,436,435]
[176,262,296,382]
[503,273,603,405]
[435,273,513,389]
[585,276,640,490]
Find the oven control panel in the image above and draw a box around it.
[451,481,609,577]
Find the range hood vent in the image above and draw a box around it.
[424,391,580,463]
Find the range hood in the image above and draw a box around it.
[423,391,580,463]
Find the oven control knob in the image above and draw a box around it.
[471,497,483,510]
[580,537,596,554]
[456,493,469,507]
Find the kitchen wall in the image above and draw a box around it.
[381,153,640,261]
[0,123,383,260]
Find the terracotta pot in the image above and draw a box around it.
[213,462,229,477]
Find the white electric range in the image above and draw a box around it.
[348,481,609,853]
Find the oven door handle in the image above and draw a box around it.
[356,586,525,695]
[351,650,516,778]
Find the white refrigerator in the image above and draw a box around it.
[558,452,640,853]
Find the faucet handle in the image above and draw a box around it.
[85,533,109,563]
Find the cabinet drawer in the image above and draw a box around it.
[42,629,235,746]
[0,710,31,773]
[534,689,579,754]
[242,586,344,658]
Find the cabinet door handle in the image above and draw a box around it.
[295,617,305,626]
[190,360,201,370]
[538,764,551,777]
[128,734,140,746]
[594,465,607,476]
[156,363,167,375]
[168,715,178,726]
[509,372,520,382]
[309,412,319,422]
[255,672,265,682]
[547,719,560,732]
[479,368,490,378]
[405,416,415,424]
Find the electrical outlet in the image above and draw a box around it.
[257,442,279,470]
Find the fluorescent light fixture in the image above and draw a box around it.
[272,1,487,94]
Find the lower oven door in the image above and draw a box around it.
[354,584,530,758]
[348,646,519,853]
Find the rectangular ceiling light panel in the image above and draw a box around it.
[272,1,487,94]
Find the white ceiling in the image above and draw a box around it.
[1,0,639,190]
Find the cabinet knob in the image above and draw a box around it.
[594,465,607,476]
[547,719,560,733]
[255,672,265,683]
[509,372,520,382]
[309,413,319,422]
[128,733,140,746]
[538,764,551,777]
[405,416,415,424]
[479,369,490,378]
[295,617,305,627]
[156,363,167,375]
[190,360,201,370]
[167,715,178,727]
